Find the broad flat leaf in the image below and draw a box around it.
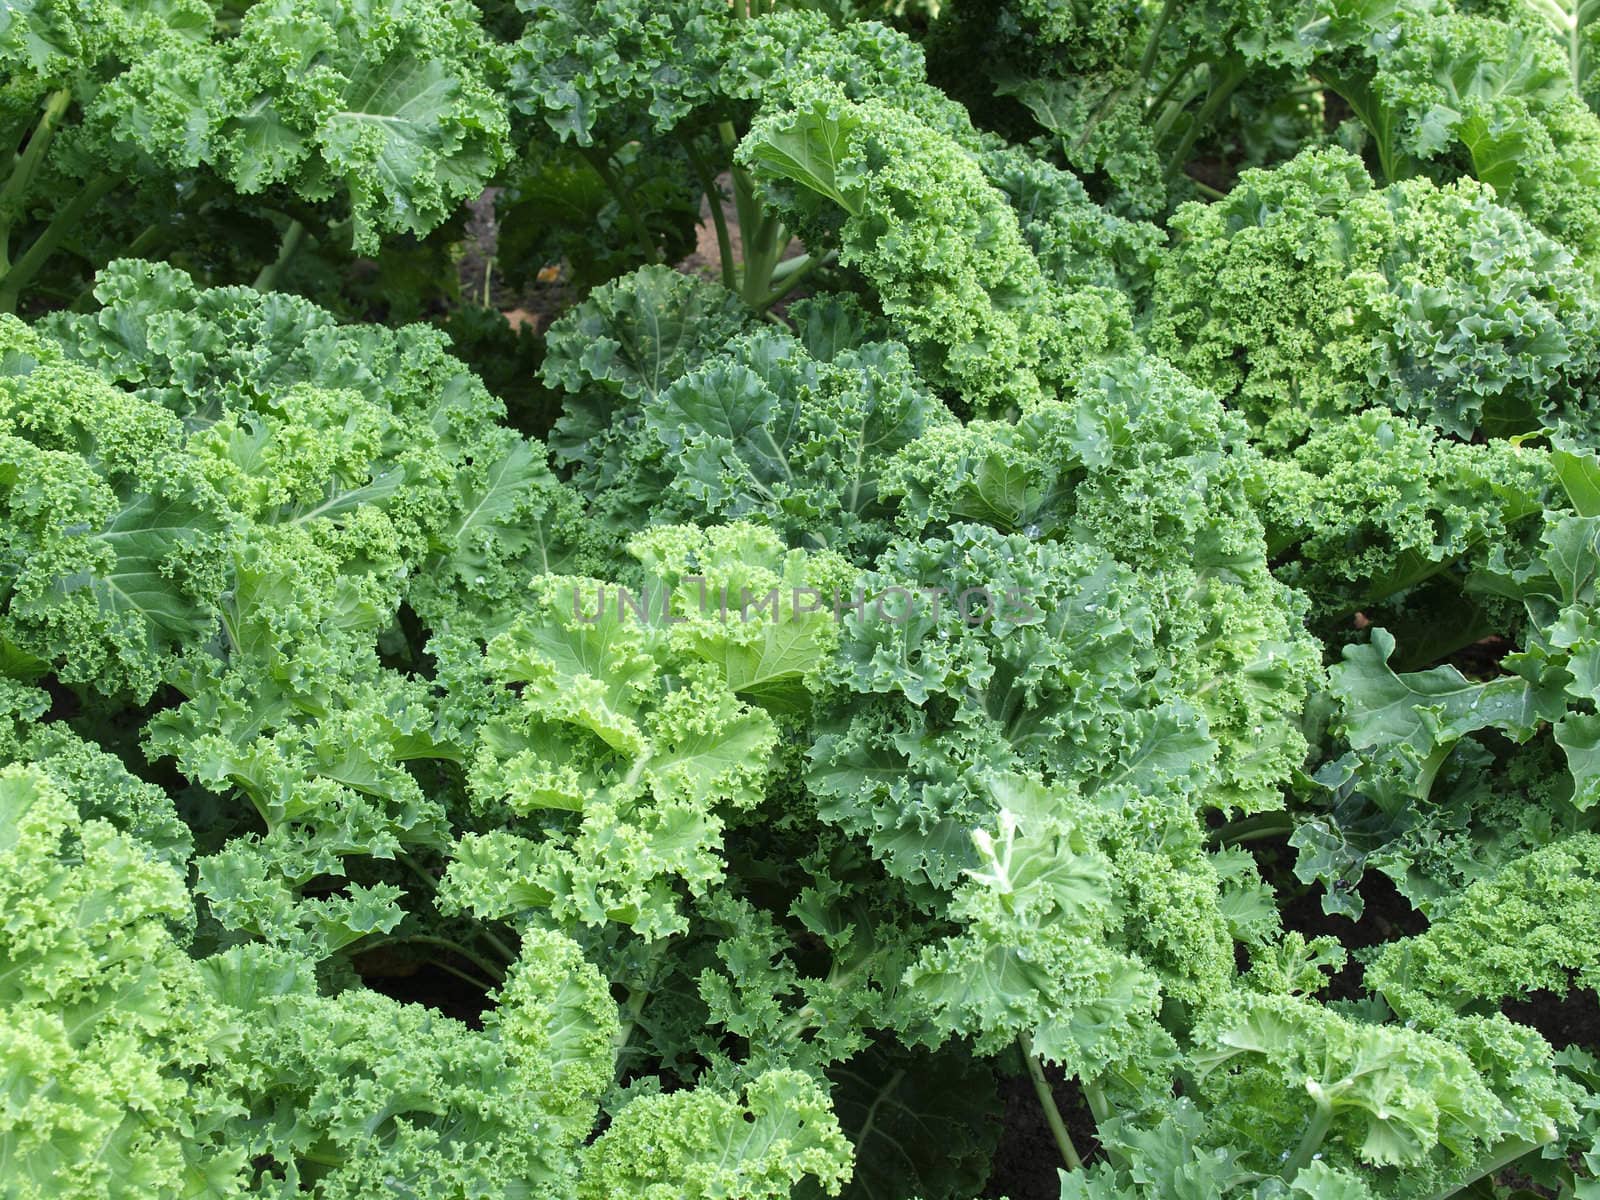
[505,0,725,145]
[742,98,865,216]
[1029,957,1161,1073]
[284,466,408,526]
[625,522,841,710]
[544,266,749,405]
[1540,514,1600,609]
[962,452,1046,529]
[806,1043,1000,1200]
[715,615,834,710]
[1102,702,1216,794]
[322,48,500,243]
[491,926,619,1143]
[1557,712,1600,808]
[1098,1101,1257,1200]
[64,490,221,643]
[1330,627,1563,797]
[1552,435,1600,517]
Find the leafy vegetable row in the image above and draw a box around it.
[6,0,1600,1198]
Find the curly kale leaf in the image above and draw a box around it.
[441,566,778,940]
[897,782,1165,1078]
[639,329,953,555]
[0,313,229,698]
[1341,8,1600,256]
[0,762,247,1196]
[1254,410,1554,624]
[2,260,588,954]
[101,0,509,252]
[196,929,617,1198]
[1369,832,1600,1024]
[742,81,1133,417]
[578,1070,853,1199]
[503,0,729,145]
[881,354,1320,817]
[1153,146,1600,450]
[1174,991,1577,1190]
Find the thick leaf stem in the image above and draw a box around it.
[736,186,790,304]
[429,958,500,993]
[0,171,116,314]
[1413,742,1454,804]
[1146,55,1201,132]
[395,851,434,890]
[615,986,648,1047]
[1315,71,1413,185]
[613,939,668,1079]
[0,88,72,275]
[1081,1080,1112,1127]
[720,120,794,304]
[742,216,790,306]
[683,135,738,291]
[482,927,519,964]
[756,249,835,312]
[253,218,308,292]
[1283,1095,1334,1179]
[1137,0,1173,82]
[1021,1034,1084,1172]
[612,982,650,1081]
[374,933,507,983]
[766,957,868,1046]
[1211,811,1295,845]
[124,222,168,261]
[1164,59,1247,182]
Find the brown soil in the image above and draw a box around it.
[982,1065,1102,1200]
[454,177,804,331]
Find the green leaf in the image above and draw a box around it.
[1557,712,1600,808]
[1330,627,1564,797]
[1530,0,1600,110]
[75,489,222,640]
[578,1070,853,1199]
[544,265,749,405]
[810,1042,1000,1200]
[1553,435,1600,516]
[322,47,502,245]
[741,97,865,216]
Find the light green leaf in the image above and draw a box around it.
[742,98,865,216]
